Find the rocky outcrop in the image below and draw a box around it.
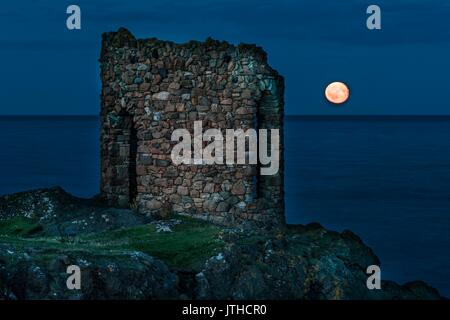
[0,247,178,300]
[196,225,441,300]
[0,187,148,237]
[0,188,443,300]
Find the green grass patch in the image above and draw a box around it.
[0,216,224,271]
[0,217,43,237]
[83,217,224,270]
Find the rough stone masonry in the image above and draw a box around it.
[99,28,285,228]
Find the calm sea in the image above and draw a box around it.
[1,116,449,296]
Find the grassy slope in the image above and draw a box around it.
[0,216,224,271]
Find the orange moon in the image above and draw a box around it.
[325,82,350,104]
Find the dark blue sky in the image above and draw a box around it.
[0,0,449,115]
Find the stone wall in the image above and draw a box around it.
[100,28,285,228]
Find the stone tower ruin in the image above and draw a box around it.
[100,28,284,227]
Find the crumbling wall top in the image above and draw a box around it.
[101,28,269,65]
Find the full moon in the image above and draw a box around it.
[325,82,350,104]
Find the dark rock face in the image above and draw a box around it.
[195,225,441,300]
[0,187,148,237]
[0,246,178,300]
[0,188,443,300]
[100,28,284,228]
